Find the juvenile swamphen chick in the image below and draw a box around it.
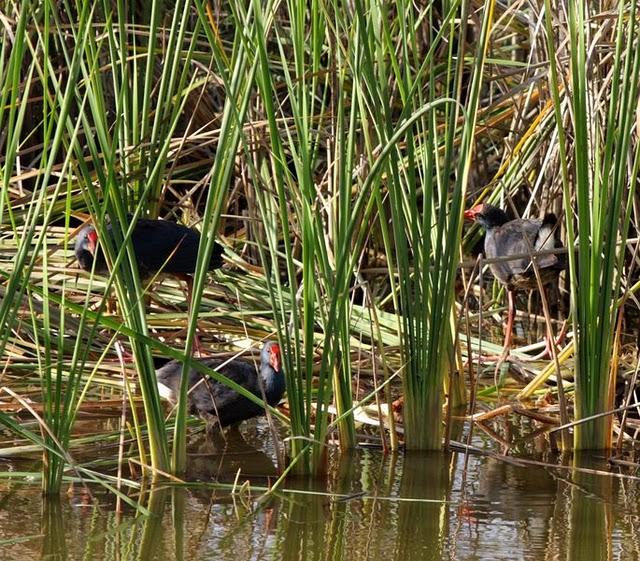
[464,203,564,356]
[156,342,285,433]
[75,219,223,352]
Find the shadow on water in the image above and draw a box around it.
[3,430,640,560]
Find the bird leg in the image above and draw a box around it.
[201,411,222,438]
[517,282,567,361]
[554,319,568,347]
[498,289,568,364]
[465,289,517,366]
[177,273,203,357]
[114,341,135,363]
[499,288,516,356]
[488,289,516,372]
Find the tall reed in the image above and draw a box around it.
[173,0,258,472]
[6,0,638,492]
[374,0,494,449]
[245,0,358,473]
[544,0,640,449]
[240,0,497,464]
[0,0,112,493]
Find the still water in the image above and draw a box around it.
[1,423,639,560]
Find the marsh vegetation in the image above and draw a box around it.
[1,0,640,556]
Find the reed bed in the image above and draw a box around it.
[0,0,639,499]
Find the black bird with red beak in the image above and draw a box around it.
[464,203,564,355]
[156,342,285,432]
[75,219,223,353]
[74,219,223,280]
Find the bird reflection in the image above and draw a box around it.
[185,426,278,483]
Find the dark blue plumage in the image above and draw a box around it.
[74,219,223,277]
[156,342,285,430]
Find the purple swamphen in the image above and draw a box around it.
[75,219,223,280]
[156,342,285,433]
[464,203,564,356]
[75,219,223,352]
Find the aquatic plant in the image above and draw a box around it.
[543,0,640,449]
[1,0,639,496]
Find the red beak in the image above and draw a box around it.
[270,346,281,372]
[463,209,477,221]
[87,230,98,254]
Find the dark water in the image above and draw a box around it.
[1,424,640,560]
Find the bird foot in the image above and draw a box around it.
[465,353,505,365]
[193,332,204,358]
[492,347,512,378]
[92,343,135,364]
[520,320,568,361]
[166,328,206,357]
[202,413,223,439]
[463,351,512,384]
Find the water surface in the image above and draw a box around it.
[1,423,639,560]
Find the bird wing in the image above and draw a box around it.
[106,219,222,274]
[157,357,267,425]
[155,361,183,404]
[487,218,558,276]
[534,215,560,254]
[129,220,202,274]
[190,360,264,422]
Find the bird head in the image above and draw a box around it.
[263,342,281,373]
[74,225,101,271]
[86,228,98,254]
[463,203,508,229]
[76,225,99,255]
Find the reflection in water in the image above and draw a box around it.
[396,452,449,561]
[171,487,186,561]
[185,427,279,483]
[138,486,169,561]
[3,439,640,560]
[569,453,612,561]
[42,497,66,561]
[280,479,329,561]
